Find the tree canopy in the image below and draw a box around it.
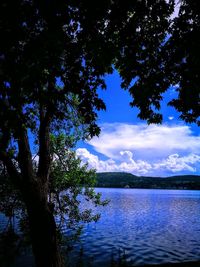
[125,0,200,125]
[0,1,199,141]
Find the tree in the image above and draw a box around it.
[118,0,200,125]
[48,134,108,245]
[0,1,199,266]
[0,134,107,265]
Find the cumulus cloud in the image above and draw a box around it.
[76,148,200,176]
[76,123,200,176]
[154,154,200,173]
[88,123,200,160]
[76,148,118,172]
[76,148,152,175]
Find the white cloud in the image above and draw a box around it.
[77,123,200,176]
[88,123,200,161]
[168,116,174,120]
[76,148,152,175]
[76,148,118,172]
[76,148,200,176]
[154,154,200,173]
[168,0,181,19]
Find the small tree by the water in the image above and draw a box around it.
[0,134,108,265]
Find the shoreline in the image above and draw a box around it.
[95,186,200,191]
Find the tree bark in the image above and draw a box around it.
[23,182,64,267]
[0,152,64,266]
[1,102,64,266]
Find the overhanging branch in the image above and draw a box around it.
[0,151,22,187]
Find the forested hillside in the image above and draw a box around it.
[96,172,200,190]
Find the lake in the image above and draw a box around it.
[67,188,200,267]
[1,188,200,266]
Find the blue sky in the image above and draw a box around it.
[77,71,200,177]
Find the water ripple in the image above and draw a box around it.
[69,189,200,267]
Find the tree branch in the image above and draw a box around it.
[0,151,22,187]
[17,126,34,181]
[37,105,52,183]
[0,129,22,187]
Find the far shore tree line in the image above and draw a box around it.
[96,172,200,190]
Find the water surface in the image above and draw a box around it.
[1,188,200,266]
[67,188,200,266]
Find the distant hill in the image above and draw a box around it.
[96,172,200,190]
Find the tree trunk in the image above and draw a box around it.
[23,183,64,267]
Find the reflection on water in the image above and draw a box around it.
[1,189,200,267]
[67,189,200,267]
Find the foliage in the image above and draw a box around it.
[121,0,200,125]
[48,134,108,246]
[1,0,198,137]
[96,172,200,190]
[0,134,108,247]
